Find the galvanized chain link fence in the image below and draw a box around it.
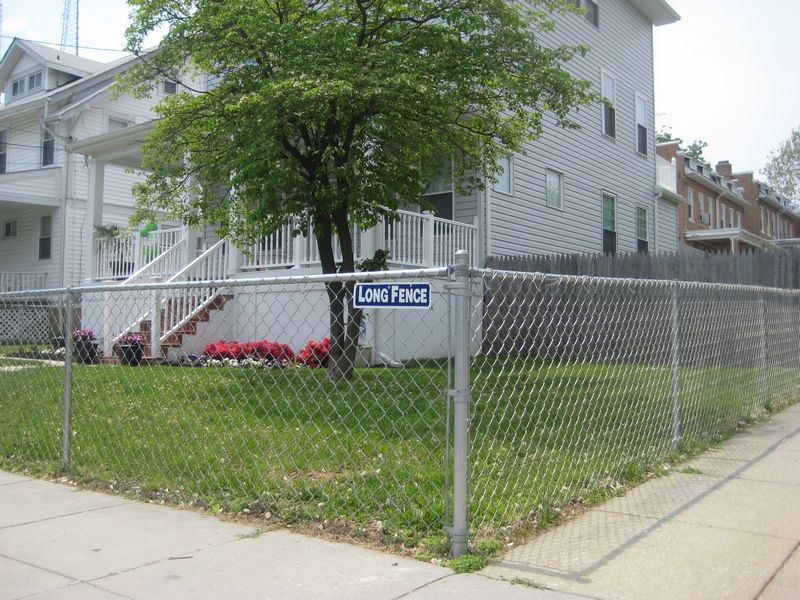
[470,268,800,537]
[1,258,798,557]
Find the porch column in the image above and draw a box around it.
[84,159,106,282]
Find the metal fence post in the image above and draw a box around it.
[151,277,163,360]
[671,283,681,449]
[62,289,77,471]
[759,291,768,407]
[449,250,471,558]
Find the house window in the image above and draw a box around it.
[493,156,512,194]
[584,0,599,26]
[602,193,616,255]
[0,130,7,174]
[39,215,52,260]
[729,207,734,229]
[163,80,178,95]
[687,188,694,222]
[28,71,42,91]
[760,207,765,233]
[636,207,648,254]
[601,70,616,139]
[422,155,453,220]
[545,168,563,209]
[11,78,25,97]
[108,117,130,132]
[699,193,706,225]
[737,212,742,228]
[42,126,55,166]
[720,206,726,228]
[3,220,17,239]
[635,94,648,155]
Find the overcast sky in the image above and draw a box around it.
[2,0,798,177]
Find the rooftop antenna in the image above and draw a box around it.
[60,0,79,55]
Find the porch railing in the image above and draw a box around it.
[94,229,183,280]
[657,155,677,193]
[0,272,47,293]
[239,209,477,271]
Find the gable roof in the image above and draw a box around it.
[0,38,103,87]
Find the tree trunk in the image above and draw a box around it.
[315,210,362,382]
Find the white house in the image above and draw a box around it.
[0,39,176,294]
[2,0,682,360]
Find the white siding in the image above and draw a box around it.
[0,204,64,286]
[490,0,658,257]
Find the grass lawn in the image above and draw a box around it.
[0,357,796,541]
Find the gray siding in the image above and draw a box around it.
[490,0,659,257]
[655,198,679,254]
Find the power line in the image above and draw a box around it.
[0,34,128,54]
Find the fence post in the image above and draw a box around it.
[759,291,768,407]
[449,250,471,558]
[151,277,163,360]
[671,284,681,449]
[62,289,77,471]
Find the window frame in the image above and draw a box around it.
[3,219,17,239]
[163,80,178,95]
[27,71,42,91]
[38,215,52,261]
[107,117,131,133]
[636,206,648,254]
[41,125,55,166]
[634,93,649,156]
[11,77,25,97]
[602,192,617,255]
[545,167,564,210]
[601,69,616,139]
[421,155,454,220]
[0,129,7,174]
[687,188,694,222]
[584,0,600,27]
[492,155,513,195]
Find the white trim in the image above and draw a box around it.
[634,92,649,156]
[491,155,513,196]
[600,68,616,140]
[545,167,564,210]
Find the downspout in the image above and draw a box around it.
[42,96,68,288]
[483,176,492,265]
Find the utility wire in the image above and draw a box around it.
[0,34,129,54]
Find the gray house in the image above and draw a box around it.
[433,0,682,260]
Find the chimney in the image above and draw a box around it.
[716,160,732,177]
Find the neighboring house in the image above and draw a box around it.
[656,141,800,252]
[0,39,175,293]
[727,169,800,248]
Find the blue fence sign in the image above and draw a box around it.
[353,283,431,309]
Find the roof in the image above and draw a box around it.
[0,38,103,86]
[630,0,680,26]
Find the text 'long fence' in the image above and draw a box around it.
[1,258,798,557]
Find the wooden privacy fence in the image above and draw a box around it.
[486,247,800,289]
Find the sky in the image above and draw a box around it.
[1,0,797,177]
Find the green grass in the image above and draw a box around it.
[0,357,796,546]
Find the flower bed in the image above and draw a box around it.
[191,337,330,369]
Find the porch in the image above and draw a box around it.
[92,209,478,282]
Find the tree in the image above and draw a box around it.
[122,0,595,380]
[656,127,707,161]
[763,126,800,205]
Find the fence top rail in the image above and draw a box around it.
[0,266,451,297]
[472,267,800,297]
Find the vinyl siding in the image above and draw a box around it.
[0,204,64,286]
[655,198,679,253]
[490,0,659,257]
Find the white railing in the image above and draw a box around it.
[95,229,184,281]
[657,155,677,193]
[157,239,229,349]
[95,235,137,280]
[0,272,47,293]
[241,219,297,270]
[432,216,477,266]
[123,238,187,285]
[239,209,476,270]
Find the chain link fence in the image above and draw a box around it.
[1,258,798,557]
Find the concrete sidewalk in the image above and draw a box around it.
[2,405,799,599]
[483,403,800,599]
